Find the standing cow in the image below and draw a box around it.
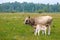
[24,16,53,36]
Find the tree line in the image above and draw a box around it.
[0,1,60,13]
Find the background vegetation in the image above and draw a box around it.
[0,1,60,13]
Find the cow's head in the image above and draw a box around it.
[24,16,30,24]
[24,16,35,26]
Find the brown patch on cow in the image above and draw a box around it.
[29,18,35,26]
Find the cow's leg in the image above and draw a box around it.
[34,25,40,36]
[42,29,46,35]
[45,29,46,35]
[42,30,46,35]
[34,28,38,36]
[48,26,50,35]
[42,30,44,35]
[44,27,47,35]
[37,29,40,36]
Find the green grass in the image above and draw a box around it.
[0,13,60,40]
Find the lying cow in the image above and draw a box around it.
[24,16,53,35]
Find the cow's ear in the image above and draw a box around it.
[28,16,30,18]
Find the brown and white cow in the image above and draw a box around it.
[24,16,53,36]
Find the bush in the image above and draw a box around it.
[38,10,44,13]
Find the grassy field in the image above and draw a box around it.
[0,13,60,40]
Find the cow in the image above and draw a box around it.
[24,16,53,36]
[34,24,47,36]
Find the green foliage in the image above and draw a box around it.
[37,10,45,13]
[0,2,60,13]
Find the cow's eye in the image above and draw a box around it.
[26,20,29,22]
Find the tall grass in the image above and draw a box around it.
[0,13,60,40]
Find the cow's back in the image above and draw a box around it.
[34,16,52,25]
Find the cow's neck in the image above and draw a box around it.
[29,18,36,26]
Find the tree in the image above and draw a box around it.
[0,2,60,13]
